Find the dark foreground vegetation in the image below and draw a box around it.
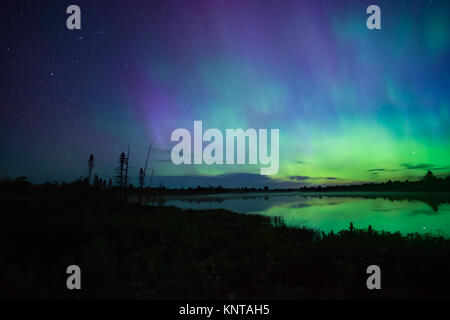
[1,191,450,299]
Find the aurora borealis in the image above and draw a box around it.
[1,0,449,188]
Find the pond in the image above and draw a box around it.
[154,192,450,237]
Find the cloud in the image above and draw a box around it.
[289,176,339,181]
[400,163,450,171]
[368,168,402,172]
[401,163,434,170]
[289,175,310,181]
[432,166,450,171]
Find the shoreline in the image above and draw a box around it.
[1,198,450,299]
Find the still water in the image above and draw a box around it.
[158,192,450,237]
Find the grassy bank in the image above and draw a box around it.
[1,198,449,299]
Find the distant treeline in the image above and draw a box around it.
[297,170,450,193]
[1,170,449,201]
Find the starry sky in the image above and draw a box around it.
[1,0,449,188]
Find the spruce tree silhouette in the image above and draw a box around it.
[87,154,94,185]
[423,170,436,182]
[124,145,130,189]
[115,152,127,199]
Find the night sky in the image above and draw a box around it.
[1,0,449,188]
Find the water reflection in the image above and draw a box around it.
[154,192,450,237]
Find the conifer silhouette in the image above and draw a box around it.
[87,154,94,184]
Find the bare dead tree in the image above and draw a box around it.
[148,168,155,189]
[138,141,153,205]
